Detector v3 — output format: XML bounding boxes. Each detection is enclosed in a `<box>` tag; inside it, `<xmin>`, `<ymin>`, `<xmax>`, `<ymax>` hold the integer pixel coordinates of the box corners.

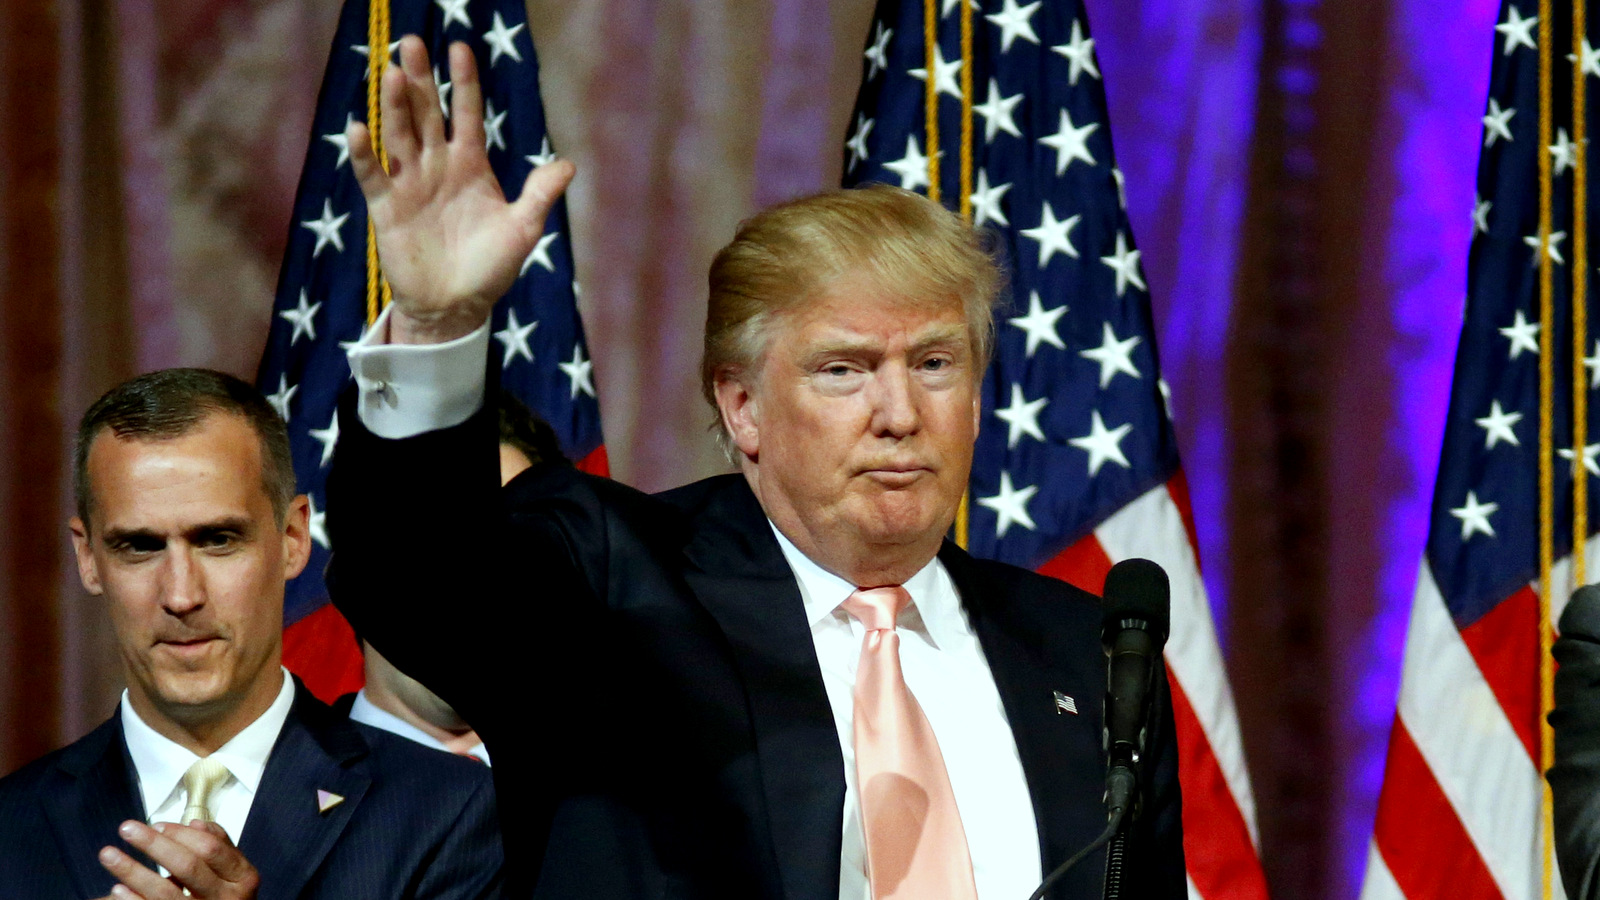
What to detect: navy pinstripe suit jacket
<box><xmin>0</xmin><ymin>680</ymin><xmax>503</xmax><ymax>899</ymax></box>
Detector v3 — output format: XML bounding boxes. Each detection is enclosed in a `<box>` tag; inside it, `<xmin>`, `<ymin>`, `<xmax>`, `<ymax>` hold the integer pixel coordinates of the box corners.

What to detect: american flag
<box><xmin>258</xmin><ymin>0</ymin><xmax>605</xmax><ymax>702</ymax></box>
<box><xmin>1361</xmin><ymin>3</ymin><xmax>1594</xmax><ymax>898</ymax></box>
<box><xmin>842</xmin><ymin>1</ymin><xmax>1270</xmax><ymax>896</ymax></box>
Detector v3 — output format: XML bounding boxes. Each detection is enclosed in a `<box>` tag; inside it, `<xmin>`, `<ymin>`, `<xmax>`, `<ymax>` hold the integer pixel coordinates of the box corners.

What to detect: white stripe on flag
<box><xmin>1400</xmin><ymin>563</ymin><xmax>1542</xmax><ymax>900</ymax></box>
<box><xmin>1359</xmin><ymin>841</ymin><xmax>1406</xmax><ymax>900</ymax></box>
<box><xmin>1094</xmin><ymin>482</ymin><xmax>1260</xmax><ymax>847</ymax></box>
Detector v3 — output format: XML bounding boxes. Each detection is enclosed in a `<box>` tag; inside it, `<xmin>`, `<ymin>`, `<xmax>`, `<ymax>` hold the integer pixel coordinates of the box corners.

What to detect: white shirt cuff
<box><xmin>346</xmin><ymin>304</ymin><xmax>490</xmax><ymax>439</ymax></box>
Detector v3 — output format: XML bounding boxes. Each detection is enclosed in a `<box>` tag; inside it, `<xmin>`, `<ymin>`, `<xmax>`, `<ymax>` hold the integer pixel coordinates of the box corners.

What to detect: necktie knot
<box><xmin>180</xmin><ymin>757</ymin><xmax>230</xmax><ymax>824</ymax></box>
<box><xmin>842</xmin><ymin>585</ymin><xmax>911</xmax><ymax>631</ymax></box>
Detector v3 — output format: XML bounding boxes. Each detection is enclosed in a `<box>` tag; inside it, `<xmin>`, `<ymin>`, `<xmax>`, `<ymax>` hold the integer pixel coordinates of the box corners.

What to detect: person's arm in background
<box><xmin>1550</xmin><ymin>586</ymin><xmax>1600</xmax><ymax>899</ymax></box>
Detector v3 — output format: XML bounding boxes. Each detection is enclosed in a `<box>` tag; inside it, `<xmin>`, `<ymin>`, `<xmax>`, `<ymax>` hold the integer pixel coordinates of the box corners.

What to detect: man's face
<box><xmin>718</xmin><ymin>275</ymin><xmax>981</xmax><ymax>583</ymax></box>
<box><xmin>70</xmin><ymin>413</ymin><xmax>310</xmax><ymax>738</ymax></box>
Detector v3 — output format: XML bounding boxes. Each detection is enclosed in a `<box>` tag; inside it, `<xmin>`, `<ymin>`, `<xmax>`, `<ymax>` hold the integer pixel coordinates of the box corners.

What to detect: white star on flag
<box><xmin>846</xmin><ymin>113</ymin><xmax>875</xmax><ymax>172</ymax></box>
<box><xmin>1474</xmin><ymin>400</ymin><xmax>1522</xmax><ymax>449</ymax></box>
<box><xmin>1450</xmin><ymin>490</ymin><xmax>1499</xmax><ymax>540</ymax></box>
<box><xmin>969</xmin><ymin>169</ymin><xmax>1012</xmax><ymax>228</ymax></box>
<box><xmin>307</xmin><ymin>495</ymin><xmax>330</xmax><ymax>549</ymax></box>
<box><xmin>1100</xmin><ymin>232</ymin><xmax>1146</xmax><ymax>297</ymax></box>
<box><xmin>1483</xmin><ymin>98</ymin><xmax>1515</xmax><ymax>146</ymax></box>
<box><xmin>908</xmin><ymin>46</ymin><xmax>963</xmax><ymax>100</ymax></box>
<box><xmin>882</xmin><ymin>135</ymin><xmax>934</xmax><ymax>191</ymax></box>
<box><xmin>300</xmin><ymin>199</ymin><xmax>349</xmax><ymax>258</ymax></box>
<box><xmin>1571</xmin><ymin>38</ymin><xmax>1600</xmax><ymax>78</ymax></box>
<box><xmin>559</xmin><ymin>345</ymin><xmax>597</xmax><ymax>399</ymax></box>
<box><xmin>1523</xmin><ymin>229</ymin><xmax>1567</xmax><ymax>265</ymax></box>
<box><xmin>266</xmin><ymin>375</ymin><xmax>297</xmax><ymax>421</ymax></box>
<box><xmin>1051</xmin><ymin>19</ymin><xmax>1100</xmax><ymax>85</ymax></box>
<box><xmin>1560</xmin><ymin>443</ymin><xmax>1600</xmax><ymax>478</ymax></box>
<box><xmin>864</xmin><ymin>22</ymin><xmax>893</xmax><ymax>80</ymax></box>
<box><xmin>494</xmin><ymin>309</ymin><xmax>538</xmax><ymax>368</ymax></box>
<box><xmin>1008</xmin><ymin>291</ymin><xmax>1066</xmax><ymax>357</ymax></box>
<box><xmin>1039</xmin><ymin>108</ymin><xmax>1098</xmax><ymax>176</ymax></box>
<box><xmin>995</xmin><ymin>383</ymin><xmax>1048</xmax><ymax>448</ymax></box>
<box><xmin>1079</xmin><ymin>321</ymin><xmax>1142</xmax><ymax>388</ymax></box>
<box><xmin>1499</xmin><ymin>309</ymin><xmax>1540</xmax><ymax>359</ymax></box>
<box><xmin>526</xmin><ymin>136</ymin><xmax>556</xmax><ymax>168</ymax></box>
<box><xmin>434</xmin><ymin>67</ymin><xmax>453</xmax><ymax>117</ymax></box>
<box><xmin>322</xmin><ymin>115</ymin><xmax>353</xmax><ymax>169</ymax></box>
<box><xmin>1495</xmin><ymin>5</ymin><xmax>1537</xmax><ymax>56</ymax></box>
<box><xmin>1585</xmin><ymin>339</ymin><xmax>1600</xmax><ymax>387</ymax></box>
<box><xmin>1020</xmin><ymin>202</ymin><xmax>1081</xmax><ymax>267</ymax></box>
<box><xmin>521</xmin><ymin>232</ymin><xmax>560</xmax><ymax>277</ymax></box>
<box><xmin>279</xmin><ymin>290</ymin><xmax>322</xmax><ymax>345</ymax></box>
<box><xmin>974</xmin><ymin>78</ymin><xmax>1024</xmax><ymax>143</ymax></box>
<box><xmin>977</xmin><ymin>471</ymin><xmax>1039</xmax><ymax>537</ymax></box>
<box><xmin>984</xmin><ymin>0</ymin><xmax>1041</xmax><ymax>53</ymax></box>
<box><xmin>483</xmin><ymin>12</ymin><xmax>526</xmax><ymax>66</ymax></box>
<box><xmin>1550</xmin><ymin>127</ymin><xmax>1577</xmax><ymax>176</ymax></box>
<box><xmin>308</xmin><ymin>412</ymin><xmax>340</xmax><ymax>468</ymax></box>
<box><xmin>484</xmin><ymin>99</ymin><xmax>508</xmax><ymax>151</ymax></box>
<box><xmin>1473</xmin><ymin>195</ymin><xmax>1491</xmax><ymax>235</ymax></box>
<box><xmin>436</xmin><ymin>0</ymin><xmax>472</xmax><ymax>29</ymax></box>
<box><xmin>1068</xmin><ymin>410</ymin><xmax>1133</xmax><ymax>476</ymax></box>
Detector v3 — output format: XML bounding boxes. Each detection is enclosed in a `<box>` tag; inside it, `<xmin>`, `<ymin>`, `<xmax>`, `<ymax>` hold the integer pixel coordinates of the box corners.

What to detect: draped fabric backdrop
<box><xmin>0</xmin><ymin>0</ymin><xmax>1499</xmax><ymax>896</ymax></box>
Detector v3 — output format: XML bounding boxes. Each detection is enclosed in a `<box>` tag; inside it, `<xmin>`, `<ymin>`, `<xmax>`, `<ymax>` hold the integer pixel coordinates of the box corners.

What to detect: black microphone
<box><xmin>1100</xmin><ymin>558</ymin><xmax>1170</xmax><ymax>820</ymax></box>
<box><xmin>1026</xmin><ymin>558</ymin><xmax>1170</xmax><ymax>900</ymax></box>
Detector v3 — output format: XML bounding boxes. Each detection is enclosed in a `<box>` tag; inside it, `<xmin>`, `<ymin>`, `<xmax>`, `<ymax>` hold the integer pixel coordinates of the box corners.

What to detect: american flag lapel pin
<box><xmin>1053</xmin><ymin>691</ymin><xmax>1078</xmax><ymax>715</ymax></box>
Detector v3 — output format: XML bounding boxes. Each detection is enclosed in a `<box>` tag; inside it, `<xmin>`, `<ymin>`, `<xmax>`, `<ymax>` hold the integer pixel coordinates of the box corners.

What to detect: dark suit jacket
<box><xmin>0</xmin><ymin>681</ymin><xmax>502</xmax><ymax>900</ymax></box>
<box><xmin>1552</xmin><ymin>590</ymin><xmax>1600</xmax><ymax>898</ymax></box>
<box><xmin>327</xmin><ymin>395</ymin><xmax>1185</xmax><ymax>899</ymax></box>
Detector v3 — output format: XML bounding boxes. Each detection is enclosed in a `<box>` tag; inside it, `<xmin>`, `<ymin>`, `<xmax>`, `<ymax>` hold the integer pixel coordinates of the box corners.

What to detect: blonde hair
<box><xmin>701</xmin><ymin>185</ymin><xmax>1003</xmax><ymax>426</ymax></box>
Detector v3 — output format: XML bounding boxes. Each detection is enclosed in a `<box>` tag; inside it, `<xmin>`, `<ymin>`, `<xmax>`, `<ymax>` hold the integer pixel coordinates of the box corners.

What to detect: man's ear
<box><xmin>713</xmin><ymin>374</ymin><xmax>761</xmax><ymax>460</ymax></box>
<box><xmin>69</xmin><ymin>516</ymin><xmax>103</xmax><ymax>595</ymax></box>
<box><xmin>282</xmin><ymin>495</ymin><xmax>313</xmax><ymax>580</ymax></box>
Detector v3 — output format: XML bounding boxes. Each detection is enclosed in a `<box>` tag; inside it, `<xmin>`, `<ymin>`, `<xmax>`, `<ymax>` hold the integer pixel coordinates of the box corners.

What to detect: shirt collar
<box><xmin>767</xmin><ymin>521</ymin><xmax>958</xmax><ymax>649</ymax></box>
<box><xmin>121</xmin><ymin>667</ymin><xmax>296</xmax><ymax>817</ymax></box>
<box><xmin>349</xmin><ymin>690</ymin><xmax>491</xmax><ymax>764</ymax></box>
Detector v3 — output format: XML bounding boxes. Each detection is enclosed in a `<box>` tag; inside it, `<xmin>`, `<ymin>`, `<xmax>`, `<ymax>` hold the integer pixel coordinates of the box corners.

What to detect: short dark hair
<box><xmin>74</xmin><ymin>368</ymin><xmax>298</xmax><ymax>527</ymax></box>
<box><xmin>496</xmin><ymin>390</ymin><xmax>569</xmax><ymax>468</ymax></box>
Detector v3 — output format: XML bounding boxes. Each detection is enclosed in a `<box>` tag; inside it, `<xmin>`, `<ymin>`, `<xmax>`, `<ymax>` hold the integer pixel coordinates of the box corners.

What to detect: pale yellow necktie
<box><xmin>843</xmin><ymin>586</ymin><xmax>978</xmax><ymax>900</ymax></box>
<box><xmin>180</xmin><ymin>757</ymin><xmax>230</xmax><ymax>825</ymax></box>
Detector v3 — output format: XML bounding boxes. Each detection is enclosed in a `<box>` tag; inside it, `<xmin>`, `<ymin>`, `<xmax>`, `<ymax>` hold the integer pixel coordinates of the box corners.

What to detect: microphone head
<box><xmin>1101</xmin><ymin>558</ymin><xmax>1171</xmax><ymax>647</ymax></box>
<box><xmin>1563</xmin><ymin>583</ymin><xmax>1600</xmax><ymax>634</ymax></box>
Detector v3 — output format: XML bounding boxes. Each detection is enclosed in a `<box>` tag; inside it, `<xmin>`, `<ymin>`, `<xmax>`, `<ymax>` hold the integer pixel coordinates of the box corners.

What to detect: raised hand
<box><xmin>347</xmin><ymin>36</ymin><xmax>575</xmax><ymax>345</ymax></box>
<box><xmin>97</xmin><ymin>820</ymin><xmax>259</xmax><ymax>899</ymax></box>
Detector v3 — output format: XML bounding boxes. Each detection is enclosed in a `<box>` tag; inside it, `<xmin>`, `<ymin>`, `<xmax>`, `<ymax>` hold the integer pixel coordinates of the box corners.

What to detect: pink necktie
<box><xmin>842</xmin><ymin>586</ymin><xmax>979</xmax><ymax>900</ymax></box>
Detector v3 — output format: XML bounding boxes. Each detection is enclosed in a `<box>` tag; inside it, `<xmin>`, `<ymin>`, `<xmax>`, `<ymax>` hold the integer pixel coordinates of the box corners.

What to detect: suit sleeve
<box><xmin>1551</xmin><ymin>594</ymin><xmax>1600</xmax><ymax>900</ymax></box>
<box><xmin>324</xmin><ymin>386</ymin><xmax>604</xmax><ymax>735</ymax></box>
<box><xmin>410</xmin><ymin>774</ymin><xmax>505</xmax><ymax>900</ymax></box>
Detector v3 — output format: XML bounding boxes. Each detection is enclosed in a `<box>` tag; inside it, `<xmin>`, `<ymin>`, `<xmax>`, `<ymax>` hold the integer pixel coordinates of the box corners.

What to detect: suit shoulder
<box><xmin>959</xmin><ymin>553</ymin><xmax>1102</xmax><ymax>610</ymax></box>
<box><xmin>0</xmin><ymin>718</ymin><xmax>118</xmax><ymax>807</ymax></box>
<box><xmin>351</xmin><ymin>723</ymin><xmax>495</xmax><ymax>795</ymax></box>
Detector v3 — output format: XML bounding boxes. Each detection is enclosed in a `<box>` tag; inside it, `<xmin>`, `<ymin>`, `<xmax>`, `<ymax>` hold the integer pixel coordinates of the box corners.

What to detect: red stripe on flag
<box><xmin>1165</xmin><ymin>471</ymin><xmax>1202</xmax><ymax>565</ymax></box>
<box><xmin>1457</xmin><ymin>586</ymin><xmax>1539</xmax><ymax>764</ymax></box>
<box><xmin>1168</xmin><ymin>674</ymin><xmax>1271</xmax><ymax>899</ymax></box>
<box><xmin>1036</xmin><ymin>532</ymin><xmax>1113</xmax><ymax>595</ymax></box>
<box><xmin>283</xmin><ymin>603</ymin><xmax>365</xmax><ymax>703</ymax></box>
<box><xmin>577</xmin><ymin>444</ymin><xmax>609</xmax><ymax>476</ymax></box>
<box><xmin>1371</xmin><ymin>718</ymin><xmax>1505</xmax><ymax>900</ymax></box>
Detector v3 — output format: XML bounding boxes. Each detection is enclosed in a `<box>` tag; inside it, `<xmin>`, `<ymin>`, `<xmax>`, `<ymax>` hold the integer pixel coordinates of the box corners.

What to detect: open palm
<box><xmin>348</xmin><ymin>37</ymin><xmax>574</xmax><ymax>344</ymax></box>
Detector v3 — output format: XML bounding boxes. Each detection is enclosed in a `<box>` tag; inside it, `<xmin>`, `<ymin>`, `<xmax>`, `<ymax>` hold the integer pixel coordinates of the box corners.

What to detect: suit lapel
<box><xmin>40</xmin><ymin>716</ymin><xmax>148</xmax><ymax>900</ymax></box>
<box><xmin>941</xmin><ymin>544</ymin><xmax>1110</xmax><ymax>889</ymax></box>
<box><xmin>237</xmin><ymin>683</ymin><xmax>372</xmax><ymax>900</ymax></box>
<box><xmin>680</xmin><ymin>477</ymin><xmax>845</xmax><ymax>900</ymax></box>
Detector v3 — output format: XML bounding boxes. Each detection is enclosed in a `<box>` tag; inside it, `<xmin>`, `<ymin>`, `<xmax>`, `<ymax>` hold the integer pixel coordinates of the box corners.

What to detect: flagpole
<box><xmin>1573</xmin><ymin>0</ymin><xmax>1590</xmax><ymax>592</ymax></box>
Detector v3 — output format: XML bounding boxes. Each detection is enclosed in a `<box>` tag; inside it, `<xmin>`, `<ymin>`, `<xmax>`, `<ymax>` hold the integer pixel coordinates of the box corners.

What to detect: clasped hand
<box><xmin>97</xmin><ymin>819</ymin><xmax>259</xmax><ymax>900</ymax></box>
<box><xmin>349</xmin><ymin>35</ymin><xmax>575</xmax><ymax>346</ymax></box>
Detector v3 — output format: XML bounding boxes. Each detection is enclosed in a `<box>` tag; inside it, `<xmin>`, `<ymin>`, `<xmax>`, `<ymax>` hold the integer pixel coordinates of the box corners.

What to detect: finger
<box><xmin>347</xmin><ymin>119</ymin><xmax>389</xmax><ymax>204</ymax></box>
<box><xmin>447</xmin><ymin>41</ymin><xmax>484</xmax><ymax>151</ymax></box>
<box><xmin>510</xmin><ymin>159</ymin><xmax>577</xmax><ymax>235</ymax></box>
<box><xmin>378</xmin><ymin>59</ymin><xmax>418</xmax><ymax>165</ymax></box>
<box><xmin>161</xmin><ymin>821</ymin><xmax>256</xmax><ymax>885</ymax></box>
<box><xmin>116</xmin><ymin>821</ymin><xmax>222</xmax><ymax>897</ymax></box>
<box><xmin>398</xmin><ymin>35</ymin><xmax>446</xmax><ymax>152</ymax></box>
<box><xmin>98</xmin><ymin>844</ymin><xmax>179</xmax><ymax>900</ymax></box>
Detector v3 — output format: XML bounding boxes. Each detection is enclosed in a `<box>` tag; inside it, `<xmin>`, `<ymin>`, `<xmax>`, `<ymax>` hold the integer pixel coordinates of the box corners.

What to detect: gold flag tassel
<box><xmin>1536</xmin><ymin>1</ymin><xmax>1556</xmax><ymax>898</ymax></box>
<box><xmin>365</xmin><ymin>0</ymin><xmax>394</xmax><ymax>327</ymax></box>
<box><xmin>954</xmin><ymin>0</ymin><xmax>975</xmax><ymax>550</ymax></box>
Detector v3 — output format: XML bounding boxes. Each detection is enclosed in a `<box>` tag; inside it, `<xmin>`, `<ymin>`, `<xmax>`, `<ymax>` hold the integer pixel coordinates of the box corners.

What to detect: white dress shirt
<box><xmin>348</xmin><ymin>689</ymin><xmax>491</xmax><ymax>764</ymax></box>
<box><xmin>347</xmin><ymin>308</ymin><xmax>1045</xmax><ymax>899</ymax></box>
<box><xmin>121</xmin><ymin>667</ymin><xmax>296</xmax><ymax>844</ymax></box>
